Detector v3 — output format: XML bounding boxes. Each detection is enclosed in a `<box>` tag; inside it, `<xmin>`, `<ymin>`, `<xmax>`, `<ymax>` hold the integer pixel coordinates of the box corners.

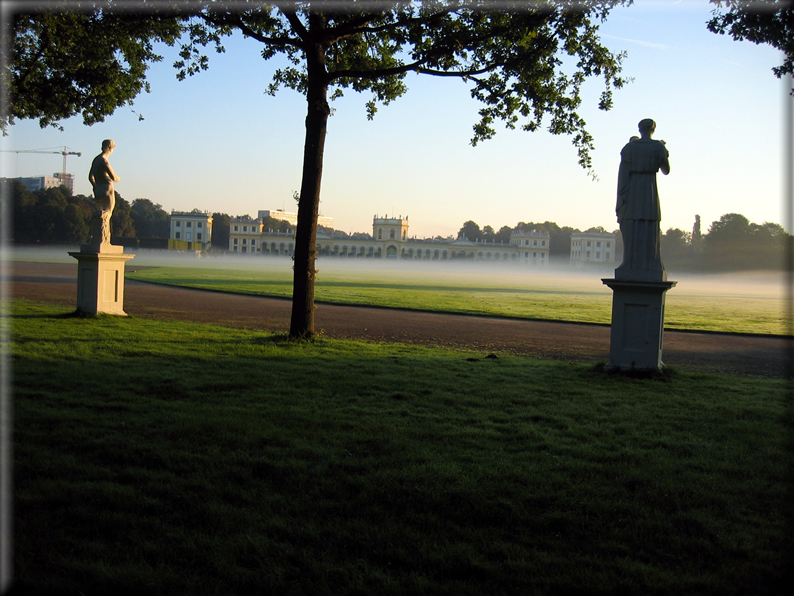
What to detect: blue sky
<box><xmin>1</xmin><ymin>0</ymin><xmax>788</xmax><ymax>239</ymax></box>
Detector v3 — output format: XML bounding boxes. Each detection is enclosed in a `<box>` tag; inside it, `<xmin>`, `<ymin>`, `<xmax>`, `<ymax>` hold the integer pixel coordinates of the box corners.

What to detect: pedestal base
<box><xmin>601</xmin><ymin>278</ymin><xmax>677</xmax><ymax>372</ymax></box>
<box><xmin>68</xmin><ymin>245</ymin><xmax>135</xmax><ymax>315</ymax></box>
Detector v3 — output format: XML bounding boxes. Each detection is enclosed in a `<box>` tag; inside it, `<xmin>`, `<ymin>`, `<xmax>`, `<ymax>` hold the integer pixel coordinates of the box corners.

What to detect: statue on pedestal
<box><xmin>615</xmin><ymin>119</ymin><xmax>670</xmax><ymax>281</ymax></box>
<box><xmin>88</xmin><ymin>139</ymin><xmax>121</xmax><ymax>246</ymax></box>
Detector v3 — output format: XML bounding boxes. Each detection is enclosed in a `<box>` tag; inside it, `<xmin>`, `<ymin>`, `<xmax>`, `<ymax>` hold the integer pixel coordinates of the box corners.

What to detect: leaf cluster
<box><xmin>708</xmin><ymin>0</ymin><xmax>794</xmax><ymax>90</ymax></box>
<box><xmin>5</xmin><ymin>3</ymin><xmax>183</xmax><ymax>132</ymax></box>
<box><xmin>173</xmin><ymin>1</ymin><xmax>630</xmax><ymax>169</ymax></box>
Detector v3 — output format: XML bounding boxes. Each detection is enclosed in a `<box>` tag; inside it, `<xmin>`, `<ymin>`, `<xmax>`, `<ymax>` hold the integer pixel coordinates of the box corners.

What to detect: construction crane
<box><xmin>1</xmin><ymin>146</ymin><xmax>82</xmax><ymax>179</ymax></box>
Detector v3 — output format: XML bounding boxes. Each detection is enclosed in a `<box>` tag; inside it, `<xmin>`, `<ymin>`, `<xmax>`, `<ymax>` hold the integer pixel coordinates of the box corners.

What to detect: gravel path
<box><xmin>7</xmin><ymin>261</ymin><xmax>790</xmax><ymax>378</ymax></box>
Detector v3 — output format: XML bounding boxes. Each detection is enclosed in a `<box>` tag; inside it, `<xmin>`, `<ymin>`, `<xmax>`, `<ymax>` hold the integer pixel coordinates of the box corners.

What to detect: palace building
<box><xmin>170</xmin><ymin>211</ymin><xmax>213</xmax><ymax>249</ymax></box>
<box><xmin>229</xmin><ymin>214</ymin><xmax>550</xmax><ymax>265</ymax></box>
<box><xmin>569</xmin><ymin>231</ymin><xmax>617</xmax><ymax>267</ymax></box>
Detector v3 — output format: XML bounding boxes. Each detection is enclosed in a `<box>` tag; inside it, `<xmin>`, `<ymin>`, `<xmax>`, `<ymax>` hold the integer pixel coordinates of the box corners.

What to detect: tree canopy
<box><xmin>8</xmin><ymin>1</ymin><xmax>632</xmax><ymax>337</ymax></box>
<box><xmin>708</xmin><ymin>0</ymin><xmax>794</xmax><ymax>92</ymax></box>
<box><xmin>4</xmin><ymin>8</ymin><xmax>182</xmax><ymax>132</ymax></box>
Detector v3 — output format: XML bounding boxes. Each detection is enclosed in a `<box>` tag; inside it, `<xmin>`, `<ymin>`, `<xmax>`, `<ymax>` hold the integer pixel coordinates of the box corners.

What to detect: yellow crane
<box><xmin>1</xmin><ymin>146</ymin><xmax>82</xmax><ymax>179</ymax></box>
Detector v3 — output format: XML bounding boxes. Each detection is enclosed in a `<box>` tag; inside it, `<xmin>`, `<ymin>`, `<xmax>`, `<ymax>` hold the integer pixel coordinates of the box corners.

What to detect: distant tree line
<box><xmin>5</xmin><ymin>180</ymin><xmax>140</xmax><ymax>244</ymax></box>
<box><xmin>5</xmin><ymin>179</ymin><xmax>787</xmax><ymax>271</ymax></box>
<box><xmin>3</xmin><ymin>180</ymin><xmax>241</xmax><ymax>251</ymax></box>
<box><xmin>459</xmin><ymin>214</ymin><xmax>790</xmax><ymax>273</ymax></box>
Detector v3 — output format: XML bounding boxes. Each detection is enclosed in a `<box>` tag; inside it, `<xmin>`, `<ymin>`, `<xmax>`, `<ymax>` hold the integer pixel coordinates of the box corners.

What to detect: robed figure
<box><xmin>615</xmin><ymin>119</ymin><xmax>670</xmax><ymax>281</ymax></box>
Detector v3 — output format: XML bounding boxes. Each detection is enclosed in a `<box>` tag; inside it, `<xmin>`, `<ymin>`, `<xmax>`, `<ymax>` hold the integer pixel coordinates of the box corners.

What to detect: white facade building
<box><xmin>230</xmin><ymin>214</ymin><xmax>550</xmax><ymax>265</ymax></box>
<box><xmin>569</xmin><ymin>231</ymin><xmax>616</xmax><ymax>267</ymax></box>
<box><xmin>170</xmin><ymin>211</ymin><xmax>213</xmax><ymax>248</ymax></box>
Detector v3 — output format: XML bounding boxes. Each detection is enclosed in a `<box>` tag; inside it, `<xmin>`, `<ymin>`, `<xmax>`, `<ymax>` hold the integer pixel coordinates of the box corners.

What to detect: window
<box><xmin>251</xmin><ymin>239</ymin><xmax>256</xmax><ymax>247</ymax></box>
<box><xmin>176</xmin><ymin>221</ymin><xmax>181</xmax><ymax>228</ymax></box>
<box><xmin>197</xmin><ymin>233</ymin><xmax>202</xmax><ymax>240</ymax></box>
<box><xmin>596</xmin><ymin>241</ymin><xmax>601</xmax><ymax>247</ymax></box>
<box><xmin>533</xmin><ymin>240</ymin><xmax>537</xmax><ymax>247</ymax></box>
<box><xmin>390</xmin><ymin>229</ymin><xmax>395</xmax><ymax>239</ymax></box>
<box><xmin>596</xmin><ymin>252</ymin><xmax>601</xmax><ymax>259</ymax></box>
<box><xmin>378</xmin><ymin>229</ymin><xmax>382</xmax><ymax>240</ymax></box>
<box><xmin>234</xmin><ymin>226</ymin><xmax>239</xmax><ymax>232</ymax></box>
<box><xmin>243</xmin><ymin>239</ymin><xmax>247</xmax><ymax>245</ymax></box>
<box><xmin>607</xmin><ymin>242</ymin><xmax>611</xmax><ymax>248</ymax></box>
<box><xmin>243</xmin><ymin>226</ymin><xmax>248</xmax><ymax>232</ymax></box>
<box><xmin>233</xmin><ymin>238</ymin><xmax>238</xmax><ymax>244</ymax></box>
<box><xmin>198</xmin><ymin>222</ymin><xmax>202</xmax><ymax>228</ymax></box>
<box><xmin>175</xmin><ymin>232</ymin><xmax>181</xmax><ymax>239</ymax></box>
<box><xmin>187</xmin><ymin>222</ymin><xmax>192</xmax><ymax>228</ymax></box>
<box><xmin>586</xmin><ymin>241</ymin><xmax>591</xmax><ymax>247</ymax></box>
<box><xmin>542</xmin><ymin>240</ymin><xmax>546</xmax><ymax>246</ymax></box>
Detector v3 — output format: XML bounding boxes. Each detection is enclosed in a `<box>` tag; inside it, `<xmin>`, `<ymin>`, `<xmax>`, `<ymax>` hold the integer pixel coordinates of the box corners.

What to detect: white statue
<box><xmin>615</xmin><ymin>119</ymin><xmax>670</xmax><ymax>280</ymax></box>
<box><xmin>88</xmin><ymin>139</ymin><xmax>121</xmax><ymax>246</ymax></box>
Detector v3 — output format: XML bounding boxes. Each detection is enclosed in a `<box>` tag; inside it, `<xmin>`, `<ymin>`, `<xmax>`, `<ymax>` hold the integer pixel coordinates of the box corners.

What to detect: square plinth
<box><xmin>69</xmin><ymin>247</ymin><xmax>135</xmax><ymax>315</ymax></box>
<box><xmin>602</xmin><ymin>278</ymin><xmax>677</xmax><ymax>371</ymax></box>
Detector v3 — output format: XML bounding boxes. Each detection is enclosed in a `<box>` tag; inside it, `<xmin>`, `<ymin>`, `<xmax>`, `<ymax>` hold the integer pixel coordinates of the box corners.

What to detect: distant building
<box><xmin>510</xmin><ymin>230</ymin><xmax>551</xmax><ymax>266</ymax></box>
<box><xmin>14</xmin><ymin>173</ymin><xmax>74</xmax><ymax>194</ymax></box>
<box><xmin>230</xmin><ymin>214</ymin><xmax>550</xmax><ymax>265</ymax></box>
<box><xmin>258</xmin><ymin>209</ymin><xmax>334</xmax><ymax>229</ymax></box>
<box><xmin>228</xmin><ymin>216</ymin><xmax>263</xmax><ymax>254</ymax></box>
<box><xmin>170</xmin><ymin>211</ymin><xmax>213</xmax><ymax>249</ymax></box>
<box><xmin>569</xmin><ymin>231</ymin><xmax>616</xmax><ymax>267</ymax></box>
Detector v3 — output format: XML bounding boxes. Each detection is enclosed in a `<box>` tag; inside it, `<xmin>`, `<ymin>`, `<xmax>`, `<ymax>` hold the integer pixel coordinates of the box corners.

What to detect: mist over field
<box><xmin>7</xmin><ymin>245</ymin><xmax>786</xmax><ymax>305</ymax></box>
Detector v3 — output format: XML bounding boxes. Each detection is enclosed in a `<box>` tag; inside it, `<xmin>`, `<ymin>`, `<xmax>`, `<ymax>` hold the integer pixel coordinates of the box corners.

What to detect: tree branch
<box><xmin>198</xmin><ymin>11</ymin><xmax>302</xmax><ymax>49</ymax></box>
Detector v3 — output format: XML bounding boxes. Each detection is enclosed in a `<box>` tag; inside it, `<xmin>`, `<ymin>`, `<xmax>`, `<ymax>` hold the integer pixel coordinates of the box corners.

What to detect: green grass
<box><xmin>126</xmin><ymin>262</ymin><xmax>787</xmax><ymax>335</ymax></box>
<box><xmin>9</xmin><ymin>299</ymin><xmax>791</xmax><ymax>595</ymax></box>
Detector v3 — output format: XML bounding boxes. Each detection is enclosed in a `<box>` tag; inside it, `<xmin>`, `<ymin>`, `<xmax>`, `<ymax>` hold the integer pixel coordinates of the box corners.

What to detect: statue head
<box><xmin>638</xmin><ymin>119</ymin><xmax>656</xmax><ymax>137</ymax></box>
<box><xmin>101</xmin><ymin>139</ymin><xmax>116</xmax><ymax>153</ymax></box>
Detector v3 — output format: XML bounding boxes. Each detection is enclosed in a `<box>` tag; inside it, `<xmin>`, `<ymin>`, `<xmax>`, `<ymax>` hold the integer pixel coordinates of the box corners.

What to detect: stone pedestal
<box><xmin>68</xmin><ymin>244</ymin><xmax>135</xmax><ymax>316</ymax></box>
<box><xmin>601</xmin><ymin>278</ymin><xmax>677</xmax><ymax>372</ymax></box>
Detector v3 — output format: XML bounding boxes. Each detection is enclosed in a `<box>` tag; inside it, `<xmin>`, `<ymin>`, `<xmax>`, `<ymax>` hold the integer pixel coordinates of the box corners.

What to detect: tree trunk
<box><xmin>289</xmin><ymin>40</ymin><xmax>330</xmax><ymax>339</ymax></box>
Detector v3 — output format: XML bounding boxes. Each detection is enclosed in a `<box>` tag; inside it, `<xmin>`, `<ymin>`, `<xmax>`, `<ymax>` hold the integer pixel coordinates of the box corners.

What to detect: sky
<box><xmin>1</xmin><ymin>0</ymin><xmax>789</xmax><ymax>239</ymax></box>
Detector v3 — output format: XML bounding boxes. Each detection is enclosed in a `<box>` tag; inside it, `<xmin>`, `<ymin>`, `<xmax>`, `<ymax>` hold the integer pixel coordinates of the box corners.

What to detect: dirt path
<box><xmin>6</xmin><ymin>261</ymin><xmax>790</xmax><ymax>378</ymax></box>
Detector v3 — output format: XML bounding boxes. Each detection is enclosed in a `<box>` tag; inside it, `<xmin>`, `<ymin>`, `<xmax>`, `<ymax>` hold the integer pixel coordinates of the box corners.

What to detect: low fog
<box><xmin>5</xmin><ymin>245</ymin><xmax>785</xmax><ymax>301</ymax></box>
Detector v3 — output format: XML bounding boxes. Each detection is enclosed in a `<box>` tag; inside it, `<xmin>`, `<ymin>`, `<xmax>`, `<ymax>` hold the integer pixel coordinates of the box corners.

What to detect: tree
<box><xmin>661</xmin><ymin>227</ymin><xmax>692</xmax><ymax>269</ymax></box>
<box><xmin>5</xmin><ymin>8</ymin><xmax>182</xmax><ymax>132</ymax></box>
<box><xmin>707</xmin><ymin>0</ymin><xmax>794</xmax><ymax>92</ymax></box>
<box><xmin>701</xmin><ymin>212</ymin><xmax>789</xmax><ymax>271</ymax></box>
<box><xmin>692</xmin><ymin>214</ymin><xmax>702</xmax><ymax>242</ymax></box>
<box><xmin>10</xmin><ymin>1</ymin><xmax>630</xmax><ymax>338</ymax></box>
<box><xmin>130</xmin><ymin>198</ymin><xmax>170</xmax><ymax>238</ymax></box>
<box><xmin>495</xmin><ymin>225</ymin><xmax>513</xmax><ymax>244</ymax></box>
<box><xmin>210</xmin><ymin>212</ymin><xmax>231</xmax><ymax>250</ymax></box>
<box><xmin>110</xmin><ymin>194</ymin><xmax>135</xmax><ymax>238</ymax></box>
<box><xmin>458</xmin><ymin>220</ymin><xmax>482</xmax><ymax>242</ymax></box>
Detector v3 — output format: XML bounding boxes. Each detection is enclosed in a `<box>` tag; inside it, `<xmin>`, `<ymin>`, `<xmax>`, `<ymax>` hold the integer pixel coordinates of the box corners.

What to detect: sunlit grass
<box><xmin>126</xmin><ymin>260</ymin><xmax>786</xmax><ymax>335</ymax></box>
<box><xmin>10</xmin><ymin>299</ymin><xmax>790</xmax><ymax>595</ymax></box>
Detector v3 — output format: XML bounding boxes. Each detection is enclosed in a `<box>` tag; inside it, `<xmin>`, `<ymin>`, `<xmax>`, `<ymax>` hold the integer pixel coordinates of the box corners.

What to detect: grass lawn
<box><xmin>125</xmin><ymin>260</ymin><xmax>787</xmax><ymax>336</ymax></box>
<box><xmin>8</xmin><ymin>299</ymin><xmax>791</xmax><ymax>595</ymax></box>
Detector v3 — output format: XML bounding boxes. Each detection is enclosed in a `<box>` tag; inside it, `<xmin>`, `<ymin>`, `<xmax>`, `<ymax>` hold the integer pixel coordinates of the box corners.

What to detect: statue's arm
<box><xmin>616</xmin><ymin>160</ymin><xmax>629</xmax><ymax>219</ymax></box>
<box><xmin>106</xmin><ymin>162</ymin><xmax>121</xmax><ymax>182</ymax></box>
<box><xmin>659</xmin><ymin>143</ymin><xmax>670</xmax><ymax>175</ymax></box>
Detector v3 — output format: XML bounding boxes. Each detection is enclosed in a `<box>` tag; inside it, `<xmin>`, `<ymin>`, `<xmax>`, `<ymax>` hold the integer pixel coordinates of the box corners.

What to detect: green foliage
<box><xmin>10</xmin><ymin>300</ymin><xmax>790</xmax><ymax>594</ymax></box>
<box><xmin>702</xmin><ymin>213</ymin><xmax>788</xmax><ymax>271</ymax></box>
<box><xmin>6</xmin><ymin>6</ymin><xmax>183</xmax><ymax>132</ymax></box>
<box><xmin>178</xmin><ymin>2</ymin><xmax>629</xmax><ymax>169</ymax></box>
<box><xmin>708</xmin><ymin>0</ymin><xmax>794</xmax><ymax>90</ymax></box>
<box><xmin>109</xmin><ymin>193</ymin><xmax>135</xmax><ymax>238</ymax></box>
<box><xmin>130</xmin><ymin>199</ymin><xmax>170</xmax><ymax>239</ymax></box>
<box><xmin>210</xmin><ymin>212</ymin><xmax>231</xmax><ymax>250</ymax></box>
<box><xmin>458</xmin><ymin>220</ymin><xmax>482</xmax><ymax>241</ymax></box>
<box><xmin>262</xmin><ymin>215</ymin><xmax>294</xmax><ymax>233</ymax></box>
